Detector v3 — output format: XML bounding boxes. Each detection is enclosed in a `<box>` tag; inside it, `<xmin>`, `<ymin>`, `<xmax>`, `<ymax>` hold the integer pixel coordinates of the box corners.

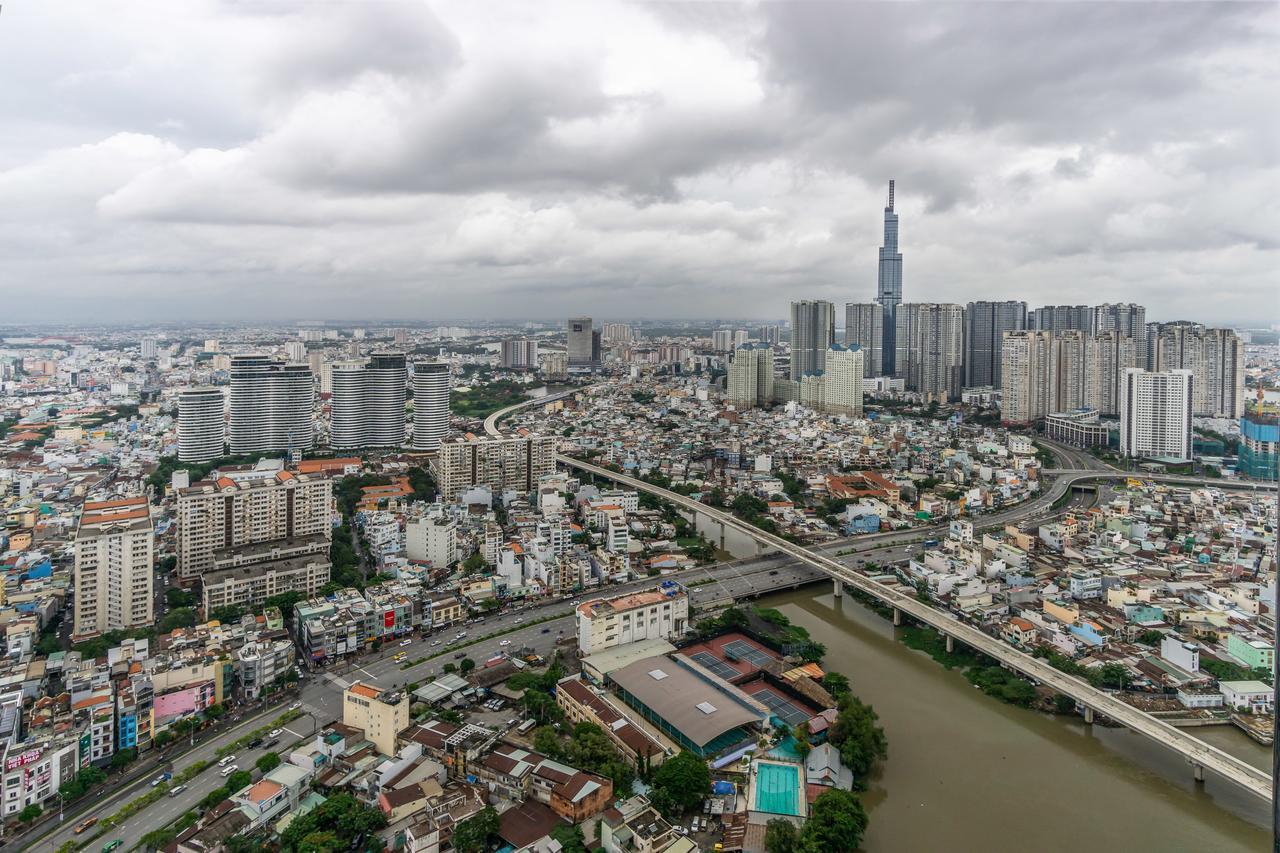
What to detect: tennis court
<box><xmin>689</xmin><ymin>651</ymin><xmax>741</xmax><ymax>681</ymax></box>
<box><xmin>751</xmin><ymin>688</ymin><xmax>812</xmax><ymax>726</ymax></box>
<box><xmin>753</xmin><ymin>761</ymin><xmax>802</xmax><ymax>816</ymax></box>
<box><xmin>723</xmin><ymin>639</ymin><xmax>775</xmax><ymax>668</ymax></box>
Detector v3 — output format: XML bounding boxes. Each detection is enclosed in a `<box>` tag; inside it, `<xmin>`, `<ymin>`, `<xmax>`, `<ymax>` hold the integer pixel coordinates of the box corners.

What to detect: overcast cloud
<box><xmin>0</xmin><ymin>1</ymin><xmax>1276</xmax><ymax>325</ymax></box>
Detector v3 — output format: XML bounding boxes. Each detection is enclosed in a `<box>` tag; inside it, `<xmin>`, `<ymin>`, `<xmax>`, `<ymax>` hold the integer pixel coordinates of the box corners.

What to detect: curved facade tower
<box><xmin>877</xmin><ymin>180</ymin><xmax>903</xmax><ymax>375</ymax></box>
<box><xmin>412</xmin><ymin>360</ymin><xmax>451</xmax><ymax>451</ymax></box>
<box><xmin>229</xmin><ymin>354</ymin><xmax>316</xmax><ymax>454</ymax></box>
<box><xmin>330</xmin><ymin>353</ymin><xmax>408</xmax><ymax>449</ymax></box>
<box><xmin>177</xmin><ymin>387</ymin><xmax>226</xmax><ymax>463</ymax></box>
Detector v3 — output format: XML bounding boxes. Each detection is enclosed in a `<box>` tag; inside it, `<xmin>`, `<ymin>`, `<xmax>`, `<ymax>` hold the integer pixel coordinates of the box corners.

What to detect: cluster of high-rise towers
<box><xmin>177</xmin><ymin>353</ymin><xmax>450</xmax><ymax>463</ymax></box>
<box><xmin>751</xmin><ymin>181</ymin><xmax>1246</xmax><ymax>430</ymax></box>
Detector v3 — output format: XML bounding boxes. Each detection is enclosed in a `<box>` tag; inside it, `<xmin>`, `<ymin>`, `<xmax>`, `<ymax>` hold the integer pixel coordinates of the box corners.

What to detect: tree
<box><xmin>821</xmin><ymin>672</ymin><xmax>851</xmax><ymax>700</ymax></box>
<box><xmin>1135</xmin><ymin>630</ymin><xmax>1164</xmax><ymax>646</ymax></box>
<box><xmin>799</xmin><ymin>789</ymin><xmax>867</xmax><ymax>851</ymax></box>
<box><xmin>462</xmin><ymin>552</ymin><xmax>487</xmax><ymax>574</ymax></box>
<box><xmin>159</xmin><ymin>607</ymin><xmax>197</xmax><ymax>632</ymax></box>
<box><xmin>452</xmin><ymin>806</ymin><xmax>499</xmax><ymax>853</ymax></box>
<box><xmin>522</xmin><ymin>689</ymin><xmax>563</xmax><ymax>725</ymax></box>
<box><xmin>110</xmin><ymin>747</ymin><xmax>138</xmax><ymax>770</ymax></box>
<box><xmin>256</xmin><ymin>752</ymin><xmax>282</xmax><ymax>773</ymax></box>
<box><xmin>139</xmin><ymin>828</ymin><xmax>178</xmax><ymax>851</ymax></box>
<box><xmin>279</xmin><ymin>792</ymin><xmax>387</xmax><ymax>852</ymax></box>
<box><xmin>791</xmin><ymin>723</ymin><xmax>812</xmax><ymax>760</ymax></box>
<box><xmin>764</xmin><ymin>818</ymin><xmax>798</xmax><ymax>853</ymax></box>
<box><xmin>204</xmin><ymin>703</ymin><xmax>226</xmax><ymax>719</ymax></box>
<box><xmin>550</xmin><ymin>823</ymin><xmax>589</xmax><ymax>853</ymax></box>
<box><xmin>17</xmin><ymin>803</ymin><xmax>42</xmax><ymax>823</ymax></box>
<box><xmin>533</xmin><ymin>726</ymin><xmax>563</xmax><ymax>759</ymax></box>
<box><xmin>226</xmin><ymin>770</ymin><xmax>252</xmax><ymax>791</ymax></box>
<box><xmin>459</xmin><ymin>657</ymin><xmax>476</xmax><ymax>675</ymax></box>
<box><xmin>827</xmin><ymin>695</ymin><xmax>888</xmax><ymax>782</ymax></box>
<box><xmin>1098</xmin><ymin>663</ymin><xmax>1132</xmax><ymax>690</ymax></box>
<box><xmin>650</xmin><ymin>751</ymin><xmax>709</xmax><ymax>816</ymax></box>
<box><xmin>166</xmin><ymin>587</ymin><xmax>197</xmax><ymax>608</ymax></box>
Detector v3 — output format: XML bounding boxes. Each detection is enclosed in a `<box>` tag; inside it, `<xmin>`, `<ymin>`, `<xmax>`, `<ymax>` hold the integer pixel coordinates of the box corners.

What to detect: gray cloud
<box><xmin>0</xmin><ymin>0</ymin><xmax>1275</xmax><ymax>325</ymax></box>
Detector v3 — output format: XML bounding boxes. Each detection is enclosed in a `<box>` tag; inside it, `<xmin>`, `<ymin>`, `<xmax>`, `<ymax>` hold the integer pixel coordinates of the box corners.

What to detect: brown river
<box><xmin>759</xmin><ymin>586</ymin><xmax>1270</xmax><ymax>852</ymax></box>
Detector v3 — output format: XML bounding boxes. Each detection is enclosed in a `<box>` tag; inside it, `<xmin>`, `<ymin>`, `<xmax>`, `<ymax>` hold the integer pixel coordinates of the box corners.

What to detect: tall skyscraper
<box><xmin>726</xmin><ymin>344</ymin><xmax>774</xmax><ymax>410</ymax></box>
<box><xmin>412</xmin><ymin>360</ymin><xmax>451</xmax><ymax>451</ymax></box>
<box><xmin>895</xmin><ymin>303</ymin><xmax>964</xmax><ymax>401</ymax></box>
<box><xmin>876</xmin><ymin>180</ymin><xmax>903</xmax><ymax>376</ymax></box>
<box><xmin>789</xmin><ymin>300</ymin><xmax>836</xmax><ymax>380</ymax></box>
<box><xmin>1153</xmin><ymin>325</ymin><xmax>1245</xmax><ymax>417</ymax></box>
<box><xmin>567</xmin><ymin>317</ymin><xmax>595</xmax><ymax>366</ymax></box>
<box><xmin>756</xmin><ymin>325</ymin><xmax>781</xmax><ymax>346</ymax></box>
<box><xmin>1000</xmin><ymin>331</ymin><xmax>1056</xmax><ymax>425</ymax></box>
<box><xmin>1121</xmin><ymin>369</ymin><xmax>1193</xmax><ymax>462</ymax></box>
<box><xmin>432</xmin><ymin>432</ymin><xmax>558</xmax><ymax>501</ymax></box>
<box><xmin>178</xmin><ymin>387</ymin><xmax>226</xmax><ymax>463</ymax></box>
<box><xmin>1051</xmin><ymin>330</ymin><xmax>1089</xmax><ymax>412</ymax></box>
<box><xmin>73</xmin><ymin>496</ymin><xmax>154</xmax><ymax>639</ymax></box>
<box><xmin>1094</xmin><ymin>302</ymin><xmax>1147</xmax><ymax>366</ymax></box>
<box><xmin>1030</xmin><ymin>305</ymin><xmax>1094</xmax><ymax>333</ymax></box>
<box><xmin>964</xmin><ymin>301</ymin><xmax>1027</xmax><ymax>388</ymax></box>
<box><xmin>140</xmin><ymin>338</ymin><xmax>158</xmax><ymax>359</ymax></box>
<box><xmin>329</xmin><ymin>353</ymin><xmax>408</xmax><ymax>450</ymax></box>
<box><xmin>229</xmin><ymin>355</ymin><xmax>315</xmax><ymax>455</ymax></box>
<box><xmin>1085</xmin><ymin>331</ymin><xmax>1136</xmax><ymax>416</ymax></box>
<box><xmin>844</xmin><ymin>303</ymin><xmax>883</xmax><ymax>378</ymax></box>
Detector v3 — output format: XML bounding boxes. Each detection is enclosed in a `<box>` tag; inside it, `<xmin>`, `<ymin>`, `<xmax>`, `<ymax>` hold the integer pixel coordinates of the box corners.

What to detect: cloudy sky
<box><xmin>0</xmin><ymin>1</ymin><xmax>1276</xmax><ymax>325</ymax></box>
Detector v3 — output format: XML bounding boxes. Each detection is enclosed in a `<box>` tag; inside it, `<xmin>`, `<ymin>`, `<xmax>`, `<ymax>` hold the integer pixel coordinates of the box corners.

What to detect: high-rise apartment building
<box><xmin>501</xmin><ymin>339</ymin><xmax>540</xmax><ymax>370</ymax></box>
<box><xmin>844</xmin><ymin>303</ymin><xmax>883</xmax><ymax>378</ymax></box>
<box><xmin>405</xmin><ymin>516</ymin><xmax>458</xmax><ymax>567</ymax></box>
<box><xmin>432</xmin><ymin>432</ymin><xmax>558</xmax><ymax>501</ymax></box>
<box><xmin>726</xmin><ymin>344</ymin><xmax>775</xmax><ymax>410</ymax></box>
<box><xmin>568</xmin><ymin>317</ymin><xmax>595</xmax><ymax>366</ymax></box>
<box><xmin>601</xmin><ymin>323</ymin><xmax>634</xmax><ymax>345</ymax></box>
<box><xmin>178</xmin><ymin>387</ymin><xmax>225</xmax><ymax>463</ymax></box>
<box><xmin>229</xmin><ymin>355</ymin><xmax>315</xmax><ymax>455</ymax></box>
<box><xmin>876</xmin><ymin>181</ymin><xmax>903</xmax><ymax>376</ymax></box>
<box><xmin>789</xmin><ymin>300</ymin><xmax>836</xmax><ymax>380</ymax></box>
<box><xmin>140</xmin><ymin>338</ymin><xmax>158</xmax><ymax>359</ymax></box>
<box><xmin>73</xmin><ymin>496</ymin><xmax>154</xmax><ymax>639</ymax></box>
<box><xmin>1094</xmin><ymin>303</ymin><xmax>1147</xmax><ymax>365</ymax></box>
<box><xmin>542</xmin><ymin>350</ymin><xmax>569</xmax><ymax>380</ymax></box>
<box><xmin>1084</xmin><ymin>331</ymin><xmax>1136</xmax><ymax>416</ymax></box>
<box><xmin>411</xmin><ymin>360</ymin><xmax>451</xmax><ymax>451</ymax></box>
<box><xmin>329</xmin><ymin>354</ymin><xmax>407</xmax><ymax>450</ymax></box>
<box><xmin>1121</xmin><ymin>369</ymin><xmax>1193</xmax><ymax>462</ymax></box>
<box><xmin>1030</xmin><ymin>305</ymin><xmax>1094</xmax><ymax>333</ymax></box>
<box><xmin>1153</xmin><ymin>325</ymin><xmax>1245</xmax><ymax>417</ymax></box>
<box><xmin>963</xmin><ymin>301</ymin><xmax>1027</xmax><ymax>388</ymax></box>
<box><xmin>1000</xmin><ymin>331</ymin><xmax>1056</xmax><ymax>425</ymax></box>
<box><xmin>895</xmin><ymin>303</ymin><xmax>964</xmax><ymax>401</ymax></box>
<box><xmin>175</xmin><ymin>469</ymin><xmax>333</xmax><ymax>581</ymax></box>
<box><xmin>756</xmin><ymin>325</ymin><xmax>781</xmax><ymax>346</ymax></box>
<box><xmin>1239</xmin><ymin>406</ymin><xmax>1279</xmax><ymax>481</ymax></box>
<box><xmin>1051</xmin><ymin>330</ymin><xmax>1089</xmax><ymax>412</ymax></box>
<box><xmin>285</xmin><ymin>340</ymin><xmax>307</xmax><ymax>362</ymax></box>
<box><xmin>822</xmin><ymin>345</ymin><xmax>865</xmax><ymax>416</ymax></box>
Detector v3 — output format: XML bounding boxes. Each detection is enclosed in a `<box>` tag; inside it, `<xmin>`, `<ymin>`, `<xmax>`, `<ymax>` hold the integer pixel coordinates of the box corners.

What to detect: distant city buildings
<box><xmin>568</xmin><ymin>317</ymin><xmax>600</xmax><ymax>366</ymax></box>
<box><xmin>726</xmin><ymin>344</ymin><xmax>775</xmax><ymax>410</ymax></box>
<box><xmin>1000</xmin><ymin>330</ymin><xmax>1056</xmax><ymax>426</ymax></box>
<box><xmin>894</xmin><ymin>303</ymin><xmax>963</xmax><ymax>401</ymax></box>
<box><xmin>1152</xmin><ymin>324</ymin><xmax>1245</xmax><ymax>417</ymax></box>
<box><xmin>843</xmin><ymin>303</ymin><xmax>883</xmax><ymax>378</ymax></box>
<box><xmin>964</xmin><ymin>301</ymin><xmax>1026</xmax><ymax>388</ymax></box>
<box><xmin>431</xmin><ymin>432</ymin><xmax>558</xmax><ymax>501</ymax></box>
<box><xmin>500</xmin><ymin>339</ymin><xmax>540</xmax><ymax>370</ymax></box>
<box><xmin>1121</xmin><ymin>369</ymin><xmax>1194</xmax><ymax>461</ymax></box>
<box><xmin>542</xmin><ymin>350</ymin><xmax>569</xmax><ymax>380</ymax></box>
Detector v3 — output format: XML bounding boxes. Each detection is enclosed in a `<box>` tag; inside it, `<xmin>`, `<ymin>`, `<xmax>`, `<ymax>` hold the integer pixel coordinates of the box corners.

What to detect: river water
<box><xmin>759</xmin><ymin>586</ymin><xmax>1270</xmax><ymax>852</ymax></box>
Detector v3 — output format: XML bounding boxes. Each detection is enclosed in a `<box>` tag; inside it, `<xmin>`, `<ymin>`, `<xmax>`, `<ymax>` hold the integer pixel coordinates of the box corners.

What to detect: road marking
<box><xmin>357</xmin><ymin>666</ymin><xmax>377</xmax><ymax>680</ymax></box>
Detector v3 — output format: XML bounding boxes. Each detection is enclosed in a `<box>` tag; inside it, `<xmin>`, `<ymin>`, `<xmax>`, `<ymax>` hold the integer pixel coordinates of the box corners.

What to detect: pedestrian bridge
<box><xmin>560</xmin><ymin>454</ymin><xmax>1273</xmax><ymax>804</ymax></box>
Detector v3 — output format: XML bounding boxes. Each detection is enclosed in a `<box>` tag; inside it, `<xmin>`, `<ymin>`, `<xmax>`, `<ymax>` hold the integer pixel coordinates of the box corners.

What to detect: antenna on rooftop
<box><xmin>887</xmin><ymin>180</ymin><xmax>895</xmax><ymax>212</ymax></box>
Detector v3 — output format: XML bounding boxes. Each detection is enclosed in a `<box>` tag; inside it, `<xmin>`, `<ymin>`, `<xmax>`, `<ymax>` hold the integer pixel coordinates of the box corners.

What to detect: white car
<box><xmin>268</xmin><ymin>728</ymin><xmax>282</xmax><ymax>738</ymax></box>
<box><xmin>431</xmin><ymin>640</ymin><xmax>441</xmax><ymax>647</ymax></box>
<box><xmin>513</xmin><ymin>618</ymin><xmax>523</xmax><ymax>624</ymax></box>
<box><xmin>498</xmin><ymin>639</ymin><xmax>512</xmax><ymax>647</ymax></box>
<box><xmin>289</xmin><ymin>702</ymin><xmax>301</xmax><ymax>711</ymax></box>
<box><xmin>218</xmin><ymin>755</ymin><xmax>236</xmax><ymax>767</ymax></box>
<box><xmin>219</xmin><ymin>764</ymin><xmax>239</xmax><ymax>777</ymax></box>
<box><xmin>399</xmin><ymin>639</ymin><xmax>412</xmax><ymax>647</ymax></box>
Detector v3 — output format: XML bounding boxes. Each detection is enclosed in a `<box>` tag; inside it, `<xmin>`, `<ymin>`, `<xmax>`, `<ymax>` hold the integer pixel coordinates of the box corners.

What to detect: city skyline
<box><xmin>0</xmin><ymin>3</ymin><xmax>1276</xmax><ymax>325</ymax></box>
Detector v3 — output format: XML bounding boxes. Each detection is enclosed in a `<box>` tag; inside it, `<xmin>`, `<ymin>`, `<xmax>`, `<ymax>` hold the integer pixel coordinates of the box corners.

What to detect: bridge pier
<box><xmin>1084</xmin><ymin>707</ymin><xmax>1095</xmax><ymax>725</ymax></box>
<box><xmin>892</xmin><ymin>607</ymin><xmax>902</xmax><ymax>627</ymax></box>
<box><xmin>945</xmin><ymin>635</ymin><xmax>955</xmax><ymax>654</ymax></box>
<box><xmin>1193</xmin><ymin>763</ymin><xmax>1205</xmax><ymax>784</ymax></box>
<box><xmin>832</xmin><ymin>578</ymin><xmax>843</xmax><ymax>598</ymax></box>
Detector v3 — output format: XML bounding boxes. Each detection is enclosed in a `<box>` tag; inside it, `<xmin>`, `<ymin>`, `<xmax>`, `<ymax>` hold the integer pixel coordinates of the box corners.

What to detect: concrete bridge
<box><xmin>1043</xmin><ymin>469</ymin><xmax>1277</xmax><ymax>491</ymax></box>
<box><xmin>559</xmin><ymin>455</ymin><xmax>1272</xmax><ymax>803</ymax></box>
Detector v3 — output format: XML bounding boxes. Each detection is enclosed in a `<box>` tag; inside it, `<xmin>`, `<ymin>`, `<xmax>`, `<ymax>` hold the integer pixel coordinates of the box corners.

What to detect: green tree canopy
<box><xmin>764</xmin><ymin>818</ymin><xmax>799</xmax><ymax>853</ymax></box>
<box><xmin>279</xmin><ymin>793</ymin><xmax>387</xmax><ymax>853</ymax></box>
<box><xmin>451</xmin><ymin>806</ymin><xmax>499</xmax><ymax>853</ymax></box>
<box><xmin>800</xmin><ymin>789</ymin><xmax>868</xmax><ymax>851</ymax></box>
<box><xmin>649</xmin><ymin>751</ymin><xmax>709</xmax><ymax>816</ymax></box>
<box><xmin>256</xmin><ymin>752</ymin><xmax>282</xmax><ymax>773</ymax></box>
<box><xmin>827</xmin><ymin>695</ymin><xmax>888</xmax><ymax>782</ymax></box>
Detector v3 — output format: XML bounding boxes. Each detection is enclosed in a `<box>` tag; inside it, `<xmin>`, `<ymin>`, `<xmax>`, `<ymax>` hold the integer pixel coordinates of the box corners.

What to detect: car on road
<box><xmin>454</xmin><ymin>652</ymin><xmax>465</xmax><ymax>659</ymax></box>
<box><xmin>169</xmin><ymin>784</ymin><xmax>188</xmax><ymax>797</ymax></box>
<box><xmin>399</xmin><ymin>638</ymin><xmax>412</xmax><ymax>646</ymax></box>
<box><xmin>248</xmin><ymin>737</ymin><xmax>264</xmax><ymax>748</ymax></box>
<box><xmin>514</xmin><ymin>618</ymin><xmax>523</xmax><ymax>624</ymax></box>
<box><xmin>150</xmin><ymin>771</ymin><xmax>171</xmax><ymax>786</ymax></box>
<box><xmin>102</xmin><ymin>841</ymin><xmax>123</xmax><ymax>852</ymax></box>
<box><xmin>290</xmin><ymin>701</ymin><xmax>302</xmax><ymax>710</ymax></box>
<box><xmin>431</xmin><ymin>640</ymin><xmax>441</xmax><ymax>646</ymax></box>
<box><xmin>264</xmin><ymin>738</ymin><xmax>280</xmax><ymax>748</ymax></box>
<box><xmin>498</xmin><ymin>639</ymin><xmax>512</xmax><ymax>647</ymax></box>
<box><xmin>268</xmin><ymin>728</ymin><xmax>283</xmax><ymax>738</ymax></box>
<box><xmin>541</xmin><ymin>627</ymin><xmax>551</xmax><ymax>634</ymax></box>
<box><xmin>218</xmin><ymin>754</ymin><xmax>235</xmax><ymax>767</ymax></box>
<box><xmin>220</xmin><ymin>764</ymin><xmax>239</xmax><ymax>777</ymax></box>
<box><xmin>769</xmin><ymin>570</ymin><xmax>779</xmax><ymax>576</ymax></box>
<box><xmin>74</xmin><ymin>817</ymin><xmax>98</xmax><ymax>834</ymax></box>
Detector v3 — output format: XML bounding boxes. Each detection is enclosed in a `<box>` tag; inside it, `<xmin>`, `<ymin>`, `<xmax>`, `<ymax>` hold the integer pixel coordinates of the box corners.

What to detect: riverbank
<box><xmin>758</xmin><ymin>586</ymin><xmax>1268</xmax><ymax>852</ymax></box>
